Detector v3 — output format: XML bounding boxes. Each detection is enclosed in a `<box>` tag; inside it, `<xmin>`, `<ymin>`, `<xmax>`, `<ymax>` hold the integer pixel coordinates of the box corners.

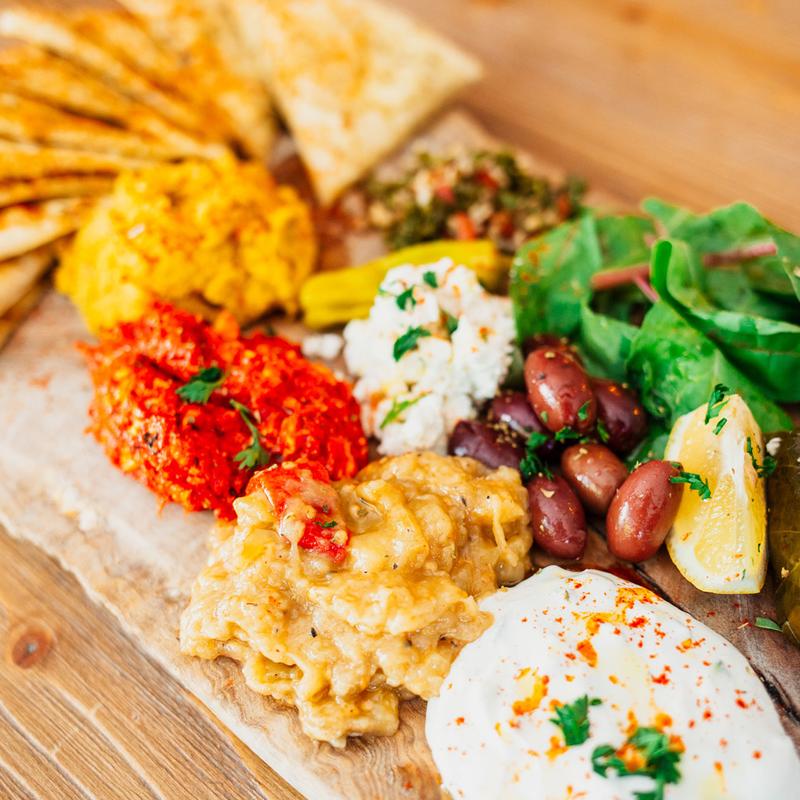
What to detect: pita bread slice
<box><xmin>0</xmin><ymin>175</ymin><xmax>113</xmax><ymax>209</ymax></box>
<box><xmin>0</xmin><ymin>141</ymin><xmax>152</xmax><ymax>180</ymax></box>
<box><xmin>0</xmin><ymin>7</ymin><xmax>209</xmax><ymax>137</ymax></box>
<box><xmin>228</xmin><ymin>0</ymin><xmax>482</xmax><ymax>203</ymax></box>
<box><xmin>118</xmin><ymin>0</ymin><xmax>275</xmax><ymax>158</ymax></box>
<box><xmin>0</xmin><ymin>92</ymin><xmax>186</xmax><ymax>161</ymax></box>
<box><xmin>0</xmin><ymin>275</ymin><xmax>48</xmax><ymax>351</ymax></box>
<box><xmin>0</xmin><ymin>197</ymin><xmax>94</xmax><ymax>261</ymax></box>
<box><xmin>0</xmin><ymin>244</ymin><xmax>56</xmax><ymax>317</ymax></box>
<box><xmin>0</xmin><ymin>45</ymin><xmax>227</xmax><ymax>160</ymax></box>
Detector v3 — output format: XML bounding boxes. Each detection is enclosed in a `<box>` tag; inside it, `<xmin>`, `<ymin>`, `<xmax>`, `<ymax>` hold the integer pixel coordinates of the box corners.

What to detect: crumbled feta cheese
<box><xmin>301</xmin><ymin>333</ymin><xmax>343</xmax><ymax>361</ymax></box>
<box><xmin>343</xmin><ymin>259</ymin><xmax>515</xmax><ymax>455</ymax></box>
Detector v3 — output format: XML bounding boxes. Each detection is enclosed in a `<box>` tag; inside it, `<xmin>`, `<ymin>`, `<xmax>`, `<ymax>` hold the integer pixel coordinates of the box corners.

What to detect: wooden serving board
<box><xmin>0</xmin><ymin>111</ymin><xmax>797</xmax><ymax>800</ymax></box>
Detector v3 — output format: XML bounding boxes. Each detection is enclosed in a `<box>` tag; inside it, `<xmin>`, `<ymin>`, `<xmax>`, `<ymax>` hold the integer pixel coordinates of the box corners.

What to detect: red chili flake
<box><xmin>735</xmin><ymin>698</ymin><xmax>750</xmax><ymax>710</ymax></box>
<box><xmin>576</xmin><ymin>639</ymin><xmax>598</xmax><ymax>667</ymax></box>
<box><xmin>79</xmin><ymin>301</ymin><xmax>367</xmax><ymax>519</ymax></box>
<box><xmin>753</xmin><ymin>751</ymin><xmax>762</xmax><ymax>759</ymax></box>
<box><xmin>629</xmin><ymin>616</ymin><xmax>648</xmax><ymax>628</ymax></box>
<box><xmin>652</xmin><ymin>666</ymin><xmax>672</xmax><ymax>685</ymax></box>
<box><xmin>454</xmin><ymin>716</ymin><xmax>465</xmax><ymax>726</ymax></box>
<box><xmin>703</xmin><ymin>709</ymin><xmax>713</xmax><ymax>720</ymax></box>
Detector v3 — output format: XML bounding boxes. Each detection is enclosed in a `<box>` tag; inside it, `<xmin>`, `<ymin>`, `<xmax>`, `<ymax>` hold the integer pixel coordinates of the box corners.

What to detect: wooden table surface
<box><xmin>2</xmin><ymin>2</ymin><xmax>799</xmax><ymax>799</ymax></box>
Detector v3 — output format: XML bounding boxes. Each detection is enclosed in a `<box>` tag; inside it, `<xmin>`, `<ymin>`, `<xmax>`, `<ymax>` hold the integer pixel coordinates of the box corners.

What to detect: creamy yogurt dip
<box><xmin>343</xmin><ymin>258</ymin><xmax>514</xmax><ymax>455</ymax></box>
<box><xmin>426</xmin><ymin>566</ymin><xmax>800</xmax><ymax>800</ymax></box>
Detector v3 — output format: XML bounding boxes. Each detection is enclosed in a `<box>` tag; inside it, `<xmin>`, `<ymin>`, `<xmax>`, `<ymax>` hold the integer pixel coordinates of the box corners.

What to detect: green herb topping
<box><xmin>380</xmin><ymin>394</ymin><xmax>426</xmax><ymax>428</ymax></box>
<box><xmin>745</xmin><ymin>436</ymin><xmax>777</xmax><ymax>478</ymax></box>
<box><xmin>395</xmin><ymin>286</ymin><xmax>417</xmax><ymax>310</ymax></box>
<box><xmin>550</xmin><ymin>695</ymin><xmax>602</xmax><ymax>746</ymax></box>
<box><xmin>393</xmin><ymin>326</ymin><xmax>431</xmax><ymax>361</ymax></box>
<box><xmin>755</xmin><ymin>616</ymin><xmax>782</xmax><ymax>632</ymax></box>
<box><xmin>422</xmin><ymin>270</ymin><xmax>439</xmax><ymax>288</ymax></box>
<box><xmin>713</xmin><ymin>417</ymin><xmax>728</xmax><ymax>436</ymax></box>
<box><xmin>670</xmin><ymin>470</ymin><xmax>711</xmax><ymax>500</ymax></box>
<box><xmin>577</xmin><ymin>400</ymin><xmax>591</xmax><ymax>422</ymax></box>
<box><xmin>592</xmin><ymin>727</ymin><xmax>683</xmax><ymax>800</ymax></box>
<box><xmin>519</xmin><ymin>431</ymin><xmax>552</xmax><ymax>481</ymax></box>
<box><xmin>597</xmin><ymin>418</ymin><xmax>610</xmax><ymax>443</ymax></box>
<box><xmin>704</xmin><ymin>383</ymin><xmax>730</xmax><ymax>425</ymax></box>
<box><xmin>554</xmin><ymin>426</ymin><xmax>591</xmax><ymax>444</ymax></box>
<box><xmin>444</xmin><ymin>311</ymin><xmax>459</xmax><ymax>336</ymax></box>
<box><xmin>230</xmin><ymin>399</ymin><xmax>271</xmax><ymax>470</ymax></box>
<box><xmin>314</xmin><ymin>520</ymin><xmax>338</xmax><ymax>529</ymax></box>
<box><xmin>177</xmin><ymin>366</ymin><xmax>225</xmax><ymax>404</ymax></box>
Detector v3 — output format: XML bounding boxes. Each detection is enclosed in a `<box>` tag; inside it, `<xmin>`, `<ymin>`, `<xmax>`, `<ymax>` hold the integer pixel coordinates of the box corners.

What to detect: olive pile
<box><xmin>448</xmin><ymin>336</ymin><xmax>683</xmax><ymax>562</ymax></box>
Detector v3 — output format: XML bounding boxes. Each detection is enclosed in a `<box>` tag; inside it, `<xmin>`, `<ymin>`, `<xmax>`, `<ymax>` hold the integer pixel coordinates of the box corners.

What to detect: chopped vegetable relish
<box><xmin>79</xmin><ymin>302</ymin><xmax>367</xmax><ymax>519</ymax></box>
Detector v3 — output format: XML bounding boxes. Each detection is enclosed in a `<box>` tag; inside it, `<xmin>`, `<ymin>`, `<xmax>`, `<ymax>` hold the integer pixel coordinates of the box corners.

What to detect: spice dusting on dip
<box><xmin>426</xmin><ymin>566</ymin><xmax>800</xmax><ymax>800</ymax></box>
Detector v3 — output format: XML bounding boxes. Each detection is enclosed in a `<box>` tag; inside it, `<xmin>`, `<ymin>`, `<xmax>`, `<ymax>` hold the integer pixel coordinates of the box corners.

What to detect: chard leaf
<box><xmin>576</xmin><ymin>301</ymin><xmax>638</xmax><ymax>382</ymax></box>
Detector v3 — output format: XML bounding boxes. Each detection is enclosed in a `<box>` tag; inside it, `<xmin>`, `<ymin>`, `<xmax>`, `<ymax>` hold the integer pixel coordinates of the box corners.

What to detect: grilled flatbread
<box><xmin>0</xmin><ymin>7</ymin><xmax>209</xmax><ymax>137</ymax></box>
<box><xmin>228</xmin><ymin>0</ymin><xmax>482</xmax><ymax>202</ymax></box>
<box><xmin>0</xmin><ymin>275</ymin><xmax>47</xmax><ymax>351</ymax></box>
<box><xmin>0</xmin><ymin>244</ymin><xmax>56</xmax><ymax>317</ymax></box>
<box><xmin>0</xmin><ymin>93</ymin><xmax>184</xmax><ymax>161</ymax></box>
<box><xmin>0</xmin><ymin>45</ymin><xmax>227</xmax><ymax>159</ymax></box>
<box><xmin>0</xmin><ymin>197</ymin><xmax>94</xmax><ymax>261</ymax></box>
<box><xmin>0</xmin><ymin>175</ymin><xmax>113</xmax><ymax>209</ymax></box>
<box><xmin>118</xmin><ymin>0</ymin><xmax>275</xmax><ymax>158</ymax></box>
<box><xmin>0</xmin><ymin>141</ymin><xmax>152</xmax><ymax>180</ymax></box>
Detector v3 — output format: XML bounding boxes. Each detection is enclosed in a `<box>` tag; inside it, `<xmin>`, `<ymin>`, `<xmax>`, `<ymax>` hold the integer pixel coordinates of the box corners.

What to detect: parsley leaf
<box><xmin>713</xmin><ymin>417</ymin><xmax>727</xmax><ymax>436</ymax></box>
<box><xmin>592</xmin><ymin>727</ymin><xmax>682</xmax><ymax>800</ymax></box>
<box><xmin>704</xmin><ymin>383</ymin><xmax>730</xmax><ymax>425</ymax></box>
<box><xmin>315</xmin><ymin>520</ymin><xmax>337</xmax><ymax>529</ymax></box>
<box><xmin>745</xmin><ymin>436</ymin><xmax>777</xmax><ymax>478</ymax></box>
<box><xmin>577</xmin><ymin>400</ymin><xmax>591</xmax><ymax>422</ymax></box>
<box><xmin>755</xmin><ymin>616</ymin><xmax>782</xmax><ymax>632</ymax></box>
<box><xmin>380</xmin><ymin>394</ymin><xmax>426</xmax><ymax>428</ymax></box>
<box><xmin>669</xmin><ymin>470</ymin><xmax>711</xmax><ymax>500</ymax></box>
<box><xmin>230</xmin><ymin>399</ymin><xmax>271</xmax><ymax>471</ymax></box>
<box><xmin>519</xmin><ymin>431</ymin><xmax>552</xmax><ymax>481</ymax></box>
<box><xmin>550</xmin><ymin>695</ymin><xmax>602</xmax><ymax>746</ymax></box>
<box><xmin>444</xmin><ymin>311</ymin><xmax>459</xmax><ymax>336</ymax></box>
<box><xmin>177</xmin><ymin>366</ymin><xmax>225</xmax><ymax>404</ymax></box>
<box><xmin>422</xmin><ymin>270</ymin><xmax>439</xmax><ymax>288</ymax></box>
<box><xmin>596</xmin><ymin>418</ymin><xmax>610</xmax><ymax>443</ymax></box>
<box><xmin>554</xmin><ymin>426</ymin><xmax>591</xmax><ymax>443</ymax></box>
<box><xmin>395</xmin><ymin>286</ymin><xmax>417</xmax><ymax>311</ymax></box>
<box><xmin>393</xmin><ymin>326</ymin><xmax>431</xmax><ymax>361</ymax></box>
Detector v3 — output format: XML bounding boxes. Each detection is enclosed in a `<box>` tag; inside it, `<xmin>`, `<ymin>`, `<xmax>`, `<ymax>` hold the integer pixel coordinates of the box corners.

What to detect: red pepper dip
<box><xmin>79</xmin><ymin>301</ymin><xmax>368</xmax><ymax>519</ymax></box>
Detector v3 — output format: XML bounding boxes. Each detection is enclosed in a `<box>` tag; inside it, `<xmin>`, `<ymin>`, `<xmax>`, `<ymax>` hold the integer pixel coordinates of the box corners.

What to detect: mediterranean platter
<box><xmin>0</xmin><ymin>3</ymin><xmax>798</xmax><ymax>800</ymax></box>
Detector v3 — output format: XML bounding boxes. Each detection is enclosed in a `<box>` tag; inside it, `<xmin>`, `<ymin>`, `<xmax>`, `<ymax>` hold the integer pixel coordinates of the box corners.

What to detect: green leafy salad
<box><xmin>510</xmin><ymin>199</ymin><xmax>800</xmax><ymax>462</ymax></box>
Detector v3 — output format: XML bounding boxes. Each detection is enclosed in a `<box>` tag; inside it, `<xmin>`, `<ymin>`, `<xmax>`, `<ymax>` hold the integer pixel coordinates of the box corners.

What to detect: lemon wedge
<box><xmin>664</xmin><ymin>393</ymin><xmax>767</xmax><ymax>594</ymax></box>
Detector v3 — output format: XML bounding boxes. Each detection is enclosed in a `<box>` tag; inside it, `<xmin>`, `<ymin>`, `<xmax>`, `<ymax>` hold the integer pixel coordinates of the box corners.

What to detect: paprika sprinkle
<box><xmin>79</xmin><ymin>301</ymin><xmax>368</xmax><ymax>519</ymax></box>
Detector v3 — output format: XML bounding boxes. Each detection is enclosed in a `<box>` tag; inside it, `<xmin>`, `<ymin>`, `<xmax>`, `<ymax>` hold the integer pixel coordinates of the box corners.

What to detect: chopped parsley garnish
<box><xmin>745</xmin><ymin>436</ymin><xmax>777</xmax><ymax>478</ymax></box>
<box><xmin>592</xmin><ymin>727</ymin><xmax>682</xmax><ymax>800</ymax></box>
<box><xmin>230</xmin><ymin>399</ymin><xmax>271</xmax><ymax>470</ymax></box>
<box><xmin>669</xmin><ymin>470</ymin><xmax>711</xmax><ymax>500</ymax></box>
<box><xmin>596</xmin><ymin>418</ymin><xmax>610</xmax><ymax>443</ymax></box>
<box><xmin>713</xmin><ymin>417</ymin><xmax>728</xmax><ymax>436</ymax></box>
<box><xmin>314</xmin><ymin>520</ymin><xmax>337</xmax><ymax>529</ymax></box>
<box><xmin>380</xmin><ymin>394</ymin><xmax>426</xmax><ymax>428</ymax></box>
<box><xmin>704</xmin><ymin>383</ymin><xmax>729</xmax><ymax>425</ymax></box>
<box><xmin>393</xmin><ymin>326</ymin><xmax>431</xmax><ymax>361</ymax></box>
<box><xmin>755</xmin><ymin>616</ymin><xmax>782</xmax><ymax>632</ymax></box>
<box><xmin>395</xmin><ymin>286</ymin><xmax>417</xmax><ymax>310</ymax></box>
<box><xmin>177</xmin><ymin>366</ymin><xmax>225</xmax><ymax>404</ymax></box>
<box><xmin>554</xmin><ymin>426</ymin><xmax>590</xmax><ymax>444</ymax></box>
<box><xmin>550</xmin><ymin>695</ymin><xmax>602</xmax><ymax>746</ymax></box>
<box><xmin>519</xmin><ymin>431</ymin><xmax>552</xmax><ymax>481</ymax></box>
<box><xmin>444</xmin><ymin>311</ymin><xmax>459</xmax><ymax>336</ymax></box>
<box><xmin>577</xmin><ymin>400</ymin><xmax>591</xmax><ymax>422</ymax></box>
<box><xmin>422</xmin><ymin>270</ymin><xmax>439</xmax><ymax>288</ymax></box>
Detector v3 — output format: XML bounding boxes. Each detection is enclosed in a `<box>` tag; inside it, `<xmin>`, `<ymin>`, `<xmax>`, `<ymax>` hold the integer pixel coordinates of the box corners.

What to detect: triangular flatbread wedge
<box><xmin>228</xmin><ymin>0</ymin><xmax>482</xmax><ymax>202</ymax></box>
<box><xmin>0</xmin><ymin>175</ymin><xmax>113</xmax><ymax>209</ymax></box>
<box><xmin>118</xmin><ymin>0</ymin><xmax>276</xmax><ymax>159</ymax></box>
<box><xmin>0</xmin><ymin>93</ymin><xmax>186</xmax><ymax>161</ymax></box>
<box><xmin>0</xmin><ymin>275</ymin><xmax>47</xmax><ymax>350</ymax></box>
<box><xmin>0</xmin><ymin>141</ymin><xmax>152</xmax><ymax>180</ymax></box>
<box><xmin>0</xmin><ymin>45</ymin><xmax>227</xmax><ymax>159</ymax></box>
<box><xmin>0</xmin><ymin>197</ymin><xmax>94</xmax><ymax>261</ymax></box>
<box><xmin>0</xmin><ymin>244</ymin><xmax>56</xmax><ymax>317</ymax></box>
<box><xmin>0</xmin><ymin>7</ymin><xmax>210</xmax><ymax>137</ymax></box>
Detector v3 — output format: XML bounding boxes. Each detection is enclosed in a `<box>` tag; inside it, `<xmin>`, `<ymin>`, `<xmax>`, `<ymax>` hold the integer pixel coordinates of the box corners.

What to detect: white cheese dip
<box><xmin>343</xmin><ymin>259</ymin><xmax>514</xmax><ymax>455</ymax></box>
<box><xmin>426</xmin><ymin>566</ymin><xmax>800</xmax><ymax>800</ymax></box>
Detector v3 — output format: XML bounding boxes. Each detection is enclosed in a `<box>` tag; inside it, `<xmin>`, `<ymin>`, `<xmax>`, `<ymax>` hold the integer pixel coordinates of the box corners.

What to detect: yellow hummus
<box><xmin>179</xmin><ymin>452</ymin><xmax>532</xmax><ymax>746</ymax></box>
<box><xmin>56</xmin><ymin>157</ymin><xmax>316</xmax><ymax>331</ymax></box>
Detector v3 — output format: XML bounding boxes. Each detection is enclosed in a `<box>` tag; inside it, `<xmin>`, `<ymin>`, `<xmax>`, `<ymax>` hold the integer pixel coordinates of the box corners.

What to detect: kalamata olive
<box><xmin>605</xmin><ymin>460</ymin><xmax>683</xmax><ymax>562</ymax></box>
<box><xmin>524</xmin><ymin>347</ymin><xmax>596</xmax><ymax>434</ymax></box>
<box><xmin>591</xmin><ymin>378</ymin><xmax>648</xmax><ymax>455</ymax></box>
<box><xmin>521</xmin><ymin>334</ymin><xmax>583</xmax><ymax>363</ymax></box>
<box><xmin>448</xmin><ymin>419</ymin><xmax>524</xmax><ymax>469</ymax></box>
<box><xmin>527</xmin><ymin>474</ymin><xmax>588</xmax><ymax>560</ymax></box>
<box><xmin>561</xmin><ymin>443</ymin><xmax>628</xmax><ymax>516</ymax></box>
<box><xmin>488</xmin><ymin>392</ymin><xmax>559</xmax><ymax>458</ymax></box>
